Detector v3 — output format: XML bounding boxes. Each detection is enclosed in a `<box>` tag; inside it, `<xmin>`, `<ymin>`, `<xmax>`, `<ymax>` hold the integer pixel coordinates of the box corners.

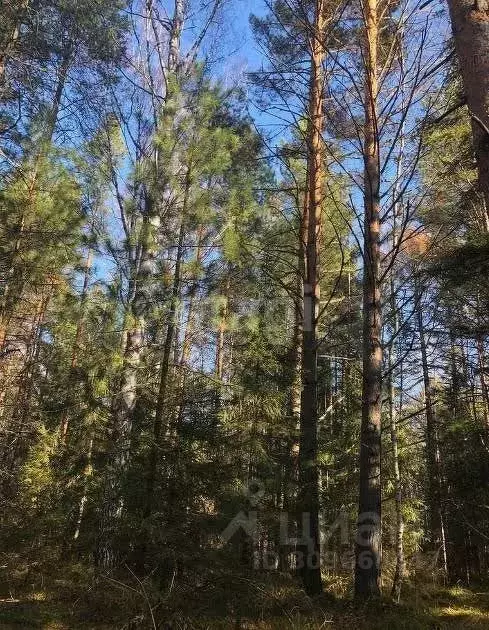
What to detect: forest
<box><xmin>1</xmin><ymin>0</ymin><xmax>489</xmax><ymax>627</ymax></box>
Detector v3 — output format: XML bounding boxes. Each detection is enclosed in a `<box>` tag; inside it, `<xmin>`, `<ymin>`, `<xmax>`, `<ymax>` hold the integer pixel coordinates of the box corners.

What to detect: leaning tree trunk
<box><xmin>447</xmin><ymin>0</ymin><xmax>489</xmax><ymax>224</ymax></box>
<box><xmin>355</xmin><ymin>0</ymin><xmax>382</xmax><ymax>599</ymax></box>
<box><xmin>297</xmin><ymin>0</ymin><xmax>325</xmax><ymax>597</ymax></box>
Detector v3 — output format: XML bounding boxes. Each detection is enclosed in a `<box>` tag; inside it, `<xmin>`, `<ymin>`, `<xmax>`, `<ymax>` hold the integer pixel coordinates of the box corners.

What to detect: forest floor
<box><xmin>0</xmin><ymin>556</ymin><xmax>489</xmax><ymax>629</ymax></box>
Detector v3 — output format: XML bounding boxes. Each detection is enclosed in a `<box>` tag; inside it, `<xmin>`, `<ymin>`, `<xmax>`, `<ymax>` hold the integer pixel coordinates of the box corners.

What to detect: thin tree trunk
<box><xmin>175</xmin><ymin>224</ymin><xmax>205</xmax><ymax>429</ymax></box>
<box><xmin>280</xmin><ymin>279</ymin><xmax>302</xmax><ymax>573</ymax></box>
<box><xmin>389</xmin><ymin>77</ymin><xmax>406</xmax><ymax>600</ymax></box>
<box><xmin>0</xmin><ymin>45</ymin><xmax>71</xmax><ymax>353</ymax></box>
<box><xmin>143</xmin><ymin>185</ymin><xmax>188</xmax><ymax>526</ymax></box>
<box><xmin>416</xmin><ymin>284</ymin><xmax>448</xmax><ymax>577</ymax></box>
<box><xmin>290</xmin><ymin>276</ymin><xmax>303</xmax><ymax>485</ymax></box>
<box><xmin>388</xmin><ymin>300</ymin><xmax>404</xmax><ymax>601</ymax></box>
<box><xmin>216</xmin><ymin>273</ymin><xmax>231</xmax><ymax>381</ymax></box>
<box><xmin>477</xmin><ymin>335</ymin><xmax>489</xmax><ymax>433</ymax></box>
<box><xmin>297</xmin><ymin>0</ymin><xmax>325</xmax><ymax>596</ymax></box>
<box><xmin>153</xmin><ymin>206</ymin><xmax>186</xmax><ymax>443</ymax></box>
<box><xmin>73</xmin><ymin>436</ymin><xmax>94</xmax><ymax>541</ymax></box>
<box><xmin>60</xmin><ymin>248</ymin><xmax>92</xmax><ymax>443</ymax></box>
<box><xmin>355</xmin><ymin>0</ymin><xmax>382</xmax><ymax>599</ymax></box>
<box><xmin>447</xmin><ymin>0</ymin><xmax>489</xmax><ymax>222</ymax></box>
<box><xmin>168</xmin><ymin>0</ymin><xmax>185</xmax><ymax>73</ymax></box>
<box><xmin>44</xmin><ymin>46</ymin><xmax>72</xmax><ymax>148</ymax></box>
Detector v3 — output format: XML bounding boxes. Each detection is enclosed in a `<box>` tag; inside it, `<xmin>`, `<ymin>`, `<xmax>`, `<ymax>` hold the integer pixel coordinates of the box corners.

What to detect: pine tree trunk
<box><xmin>447</xmin><ymin>0</ymin><xmax>489</xmax><ymax>220</ymax></box>
<box><xmin>355</xmin><ymin>0</ymin><xmax>382</xmax><ymax>599</ymax></box>
<box><xmin>297</xmin><ymin>0</ymin><xmax>325</xmax><ymax>596</ymax></box>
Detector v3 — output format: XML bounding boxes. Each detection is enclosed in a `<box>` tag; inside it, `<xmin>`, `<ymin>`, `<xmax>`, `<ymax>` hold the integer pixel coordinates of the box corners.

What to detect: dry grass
<box><xmin>1</xmin><ymin>555</ymin><xmax>489</xmax><ymax>629</ymax></box>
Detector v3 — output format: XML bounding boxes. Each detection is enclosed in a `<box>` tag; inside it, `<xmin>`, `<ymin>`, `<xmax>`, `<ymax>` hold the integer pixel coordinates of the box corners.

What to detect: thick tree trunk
<box><xmin>115</xmin><ymin>318</ymin><xmax>144</xmax><ymax>474</ymax></box>
<box><xmin>355</xmin><ymin>0</ymin><xmax>382</xmax><ymax>599</ymax></box>
<box><xmin>297</xmin><ymin>0</ymin><xmax>325</xmax><ymax>597</ymax></box>
<box><xmin>447</xmin><ymin>0</ymin><xmax>489</xmax><ymax>221</ymax></box>
<box><xmin>416</xmin><ymin>286</ymin><xmax>448</xmax><ymax>576</ymax></box>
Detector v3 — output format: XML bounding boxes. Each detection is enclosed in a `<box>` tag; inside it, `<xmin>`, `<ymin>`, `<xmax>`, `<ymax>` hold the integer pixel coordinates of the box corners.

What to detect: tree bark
<box><xmin>355</xmin><ymin>0</ymin><xmax>382</xmax><ymax>599</ymax></box>
<box><xmin>447</xmin><ymin>0</ymin><xmax>489</xmax><ymax>220</ymax></box>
